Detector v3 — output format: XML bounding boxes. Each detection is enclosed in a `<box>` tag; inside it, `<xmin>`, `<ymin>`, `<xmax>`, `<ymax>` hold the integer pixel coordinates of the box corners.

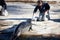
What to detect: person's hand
<box><xmin>32</xmin><ymin>12</ymin><xmax>35</xmax><ymax>20</ymax></box>
<box><xmin>2</xmin><ymin>10</ymin><xmax>8</xmax><ymax>16</ymax></box>
<box><xmin>0</xmin><ymin>6</ymin><xmax>2</xmax><ymax>11</ymax></box>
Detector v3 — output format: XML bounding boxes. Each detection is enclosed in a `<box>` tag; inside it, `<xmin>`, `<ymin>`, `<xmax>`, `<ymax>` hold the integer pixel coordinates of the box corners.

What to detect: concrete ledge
<box><xmin>21</xmin><ymin>31</ymin><xmax>60</xmax><ymax>37</ymax></box>
<box><xmin>21</xmin><ymin>34</ymin><xmax>60</xmax><ymax>38</ymax></box>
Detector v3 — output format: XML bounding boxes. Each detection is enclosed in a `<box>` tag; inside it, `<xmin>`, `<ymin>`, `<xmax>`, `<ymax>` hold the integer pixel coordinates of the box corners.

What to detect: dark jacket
<box><xmin>0</xmin><ymin>0</ymin><xmax>7</xmax><ymax>9</ymax></box>
<box><xmin>33</xmin><ymin>3</ymin><xmax>50</xmax><ymax>13</ymax></box>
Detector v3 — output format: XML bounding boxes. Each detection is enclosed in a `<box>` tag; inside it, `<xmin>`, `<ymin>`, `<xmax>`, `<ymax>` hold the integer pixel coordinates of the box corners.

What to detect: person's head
<box><xmin>37</xmin><ymin>0</ymin><xmax>43</xmax><ymax>6</ymax></box>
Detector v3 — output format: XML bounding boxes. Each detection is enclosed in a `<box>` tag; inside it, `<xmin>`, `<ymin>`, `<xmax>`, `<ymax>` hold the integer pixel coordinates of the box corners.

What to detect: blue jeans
<box><xmin>38</xmin><ymin>11</ymin><xmax>50</xmax><ymax>21</ymax></box>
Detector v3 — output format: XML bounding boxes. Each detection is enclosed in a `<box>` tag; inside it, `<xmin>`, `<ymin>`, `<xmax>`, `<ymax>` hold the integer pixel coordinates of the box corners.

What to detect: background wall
<box><xmin>5</xmin><ymin>0</ymin><xmax>60</xmax><ymax>4</ymax></box>
<box><xmin>5</xmin><ymin>0</ymin><xmax>37</xmax><ymax>2</ymax></box>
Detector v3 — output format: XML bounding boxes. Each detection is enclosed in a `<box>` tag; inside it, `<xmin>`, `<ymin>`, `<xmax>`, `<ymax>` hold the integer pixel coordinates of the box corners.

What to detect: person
<box><xmin>33</xmin><ymin>0</ymin><xmax>50</xmax><ymax>21</ymax></box>
<box><xmin>0</xmin><ymin>0</ymin><xmax>8</xmax><ymax>16</ymax></box>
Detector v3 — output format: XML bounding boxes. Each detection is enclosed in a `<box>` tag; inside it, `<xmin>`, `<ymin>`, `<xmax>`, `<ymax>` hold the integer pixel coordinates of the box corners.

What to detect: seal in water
<box><xmin>10</xmin><ymin>19</ymin><xmax>32</xmax><ymax>40</ymax></box>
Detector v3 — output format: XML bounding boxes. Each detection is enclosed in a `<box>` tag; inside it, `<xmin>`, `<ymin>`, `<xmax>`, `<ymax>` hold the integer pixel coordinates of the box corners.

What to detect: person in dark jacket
<box><xmin>0</xmin><ymin>0</ymin><xmax>7</xmax><ymax>10</ymax></box>
<box><xmin>0</xmin><ymin>0</ymin><xmax>8</xmax><ymax>16</ymax></box>
<box><xmin>33</xmin><ymin>0</ymin><xmax>50</xmax><ymax>21</ymax></box>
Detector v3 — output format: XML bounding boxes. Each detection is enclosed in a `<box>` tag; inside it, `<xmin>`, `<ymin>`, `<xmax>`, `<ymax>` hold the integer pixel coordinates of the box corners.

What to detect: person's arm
<box><xmin>32</xmin><ymin>6</ymin><xmax>38</xmax><ymax>19</ymax></box>
<box><xmin>33</xmin><ymin>6</ymin><xmax>38</xmax><ymax>13</ymax></box>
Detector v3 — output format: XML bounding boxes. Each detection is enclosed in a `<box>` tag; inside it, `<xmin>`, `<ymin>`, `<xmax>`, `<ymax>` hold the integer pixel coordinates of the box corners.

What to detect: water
<box><xmin>17</xmin><ymin>35</ymin><xmax>60</xmax><ymax>40</ymax></box>
<box><xmin>0</xmin><ymin>32</ymin><xmax>12</xmax><ymax>40</ymax></box>
<box><xmin>0</xmin><ymin>32</ymin><xmax>60</xmax><ymax>40</ymax></box>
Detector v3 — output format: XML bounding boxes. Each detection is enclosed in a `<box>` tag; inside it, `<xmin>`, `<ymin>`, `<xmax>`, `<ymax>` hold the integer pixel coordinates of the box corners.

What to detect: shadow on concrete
<box><xmin>51</xmin><ymin>19</ymin><xmax>60</xmax><ymax>22</ymax></box>
<box><xmin>7</xmin><ymin>5</ymin><xmax>24</xmax><ymax>15</ymax></box>
<box><xmin>0</xmin><ymin>18</ymin><xmax>60</xmax><ymax>22</ymax></box>
<box><xmin>53</xmin><ymin>9</ymin><xmax>60</xmax><ymax>12</ymax></box>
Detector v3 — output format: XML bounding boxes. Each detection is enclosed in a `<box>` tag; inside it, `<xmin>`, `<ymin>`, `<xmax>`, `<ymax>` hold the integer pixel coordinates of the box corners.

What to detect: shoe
<box><xmin>37</xmin><ymin>19</ymin><xmax>40</xmax><ymax>21</ymax></box>
<box><xmin>41</xmin><ymin>20</ymin><xmax>44</xmax><ymax>21</ymax></box>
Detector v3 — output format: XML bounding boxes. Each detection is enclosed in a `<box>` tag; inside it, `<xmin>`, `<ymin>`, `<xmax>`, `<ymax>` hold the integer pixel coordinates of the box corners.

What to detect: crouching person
<box><xmin>33</xmin><ymin>0</ymin><xmax>50</xmax><ymax>21</ymax></box>
<box><xmin>0</xmin><ymin>0</ymin><xmax>8</xmax><ymax>16</ymax></box>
